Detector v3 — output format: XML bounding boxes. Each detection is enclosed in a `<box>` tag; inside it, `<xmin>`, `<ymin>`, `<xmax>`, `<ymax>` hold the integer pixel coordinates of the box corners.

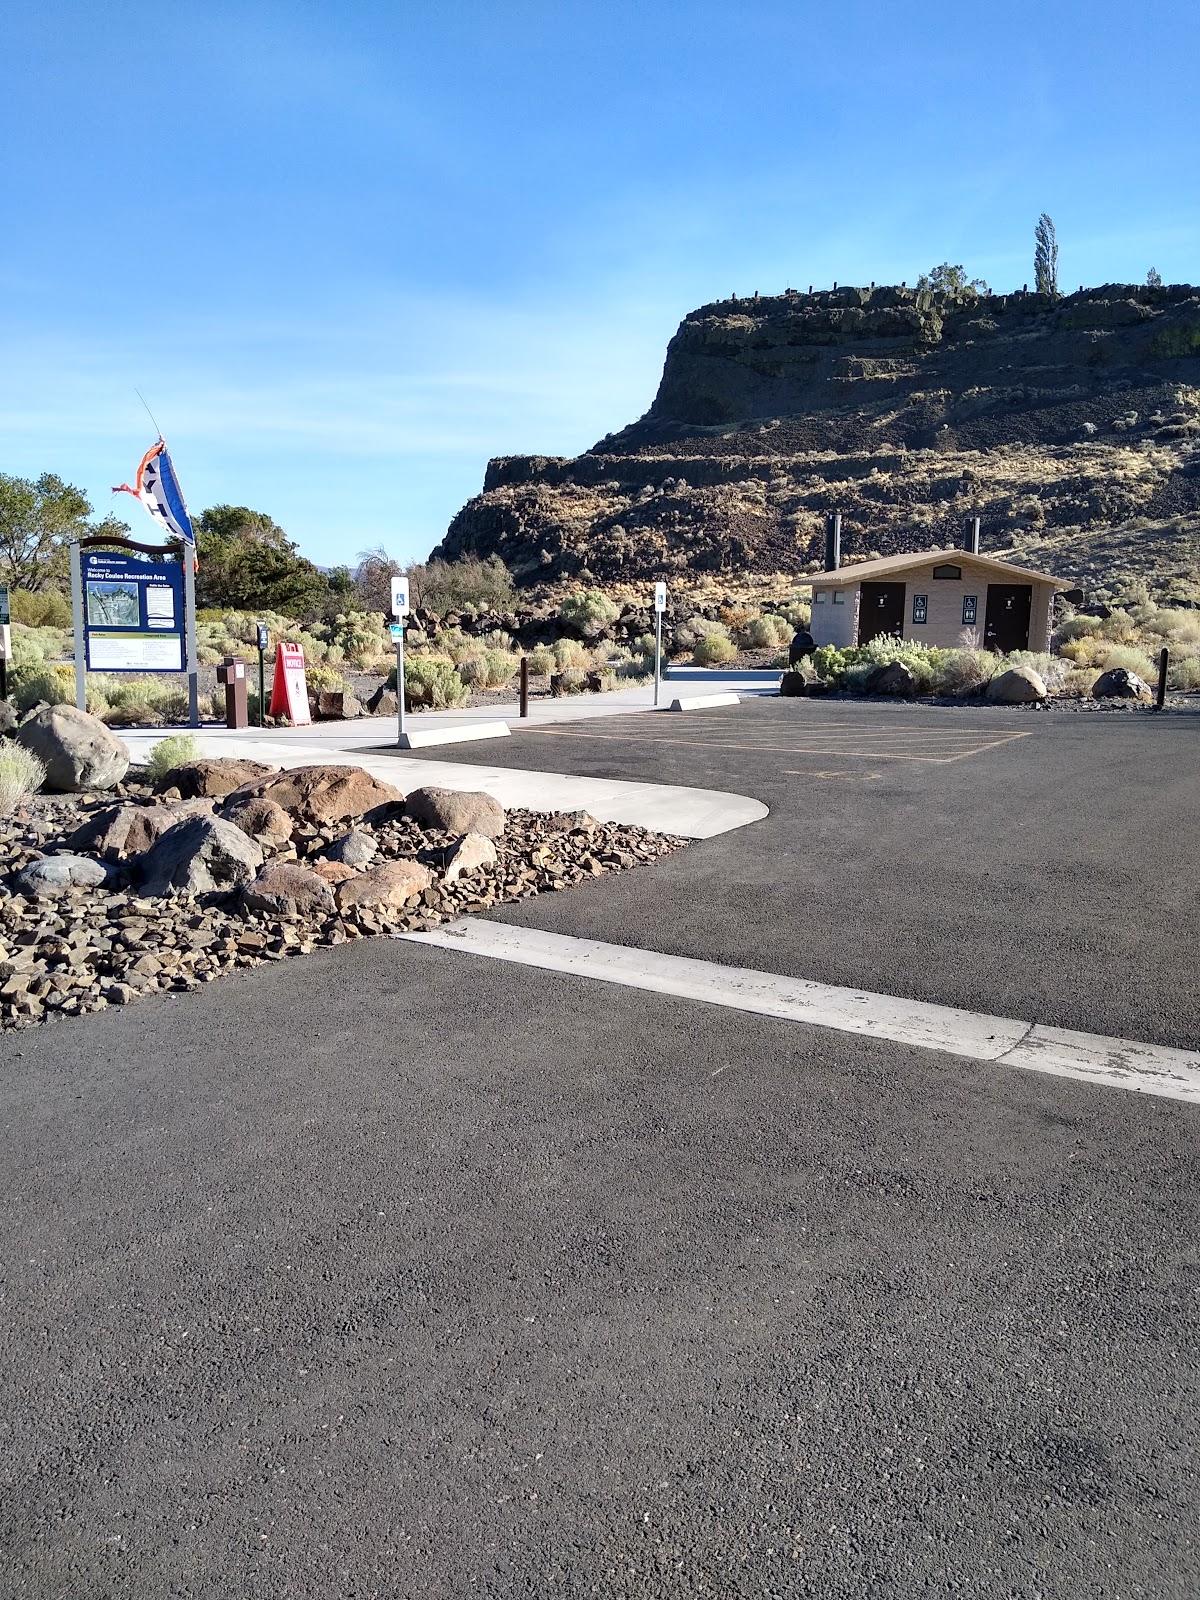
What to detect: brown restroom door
<box><xmin>858</xmin><ymin>582</ymin><xmax>906</xmax><ymax>644</ymax></box>
<box><xmin>984</xmin><ymin>584</ymin><xmax>1032</xmax><ymax>653</ymax></box>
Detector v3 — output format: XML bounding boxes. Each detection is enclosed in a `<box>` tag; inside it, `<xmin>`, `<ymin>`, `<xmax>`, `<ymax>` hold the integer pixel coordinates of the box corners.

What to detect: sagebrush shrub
<box><xmin>147</xmin><ymin>734</ymin><xmax>201</xmax><ymax>781</ymax></box>
<box><xmin>559</xmin><ymin>589</ymin><xmax>619</xmax><ymax>638</ymax></box>
<box><xmin>0</xmin><ymin>744</ymin><xmax>45</xmax><ymax>815</ymax></box>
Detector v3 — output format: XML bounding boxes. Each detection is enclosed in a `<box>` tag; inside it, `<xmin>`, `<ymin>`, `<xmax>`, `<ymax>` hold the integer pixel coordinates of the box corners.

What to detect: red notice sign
<box><xmin>268</xmin><ymin>642</ymin><xmax>311</xmax><ymax>725</ymax></box>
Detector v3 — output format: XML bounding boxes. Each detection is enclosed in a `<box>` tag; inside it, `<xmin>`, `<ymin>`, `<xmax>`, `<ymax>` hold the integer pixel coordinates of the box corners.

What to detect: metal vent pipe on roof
<box><xmin>965</xmin><ymin>517</ymin><xmax>981</xmax><ymax>555</ymax></box>
<box><xmin>826</xmin><ymin>512</ymin><xmax>842</xmax><ymax>571</ymax></box>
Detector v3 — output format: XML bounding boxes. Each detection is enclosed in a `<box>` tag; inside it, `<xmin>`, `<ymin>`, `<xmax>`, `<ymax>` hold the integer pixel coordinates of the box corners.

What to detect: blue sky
<box><xmin>3</xmin><ymin>0</ymin><xmax>1197</xmax><ymax>569</ymax></box>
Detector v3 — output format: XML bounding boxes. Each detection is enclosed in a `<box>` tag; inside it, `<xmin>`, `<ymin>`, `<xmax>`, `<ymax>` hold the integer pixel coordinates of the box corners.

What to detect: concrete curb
<box><xmin>122</xmin><ymin>731</ymin><xmax>768</xmax><ymax>839</ymax></box>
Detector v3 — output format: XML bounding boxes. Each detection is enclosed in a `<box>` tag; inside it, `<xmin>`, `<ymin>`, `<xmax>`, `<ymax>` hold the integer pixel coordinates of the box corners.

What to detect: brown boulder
<box><xmin>310</xmin><ymin>859</ymin><xmax>357</xmax><ymax>887</ymax></box>
<box><xmin>223</xmin><ymin>794</ymin><xmax>293</xmax><ymax>848</ymax></box>
<box><xmin>67</xmin><ymin>798</ymin><xmax>215</xmax><ymax>862</ymax></box>
<box><xmin>230</xmin><ymin>764</ymin><xmax>404</xmax><ymax>825</ymax></box>
<box><xmin>405</xmin><ymin>785</ymin><xmax>505</xmax><ymax>840</ymax></box>
<box><xmin>243</xmin><ymin>862</ymin><xmax>335</xmax><ymax>917</ymax></box>
<box><xmin>164</xmin><ymin>758</ymin><xmax>278</xmax><ymax>799</ymax></box>
<box><xmin>335</xmin><ymin>859</ymin><xmax>432</xmax><ymax>913</ymax></box>
<box><xmin>316</xmin><ymin>689</ymin><xmax>364</xmax><ymax>720</ymax></box>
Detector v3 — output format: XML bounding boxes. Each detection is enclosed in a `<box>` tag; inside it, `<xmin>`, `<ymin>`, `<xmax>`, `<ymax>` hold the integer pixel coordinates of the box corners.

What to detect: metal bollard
<box><xmin>519</xmin><ymin>655</ymin><xmax>529</xmax><ymax>719</ymax></box>
<box><xmin>1156</xmin><ymin>646</ymin><xmax>1169</xmax><ymax>710</ymax></box>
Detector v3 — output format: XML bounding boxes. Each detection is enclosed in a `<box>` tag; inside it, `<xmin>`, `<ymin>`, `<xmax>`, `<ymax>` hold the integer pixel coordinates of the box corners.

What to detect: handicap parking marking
<box><xmin>528</xmin><ymin>722</ymin><xmax>1032</xmax><ymax>765</ymax></box>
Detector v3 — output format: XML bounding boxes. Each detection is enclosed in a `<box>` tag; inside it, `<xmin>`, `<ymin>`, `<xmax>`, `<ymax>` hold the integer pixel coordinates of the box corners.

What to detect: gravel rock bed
<box><xmin>1</xmin><ymin>775</ymin><xmax>684</xmax><ymax>1032</ymax></box>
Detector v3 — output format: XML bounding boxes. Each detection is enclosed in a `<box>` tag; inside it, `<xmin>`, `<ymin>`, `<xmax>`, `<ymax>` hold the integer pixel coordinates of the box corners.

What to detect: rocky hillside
<box><xmin>433</xmin><ymin>282</ymin><xmax>1200</xmax><ymax>600</ymax></box>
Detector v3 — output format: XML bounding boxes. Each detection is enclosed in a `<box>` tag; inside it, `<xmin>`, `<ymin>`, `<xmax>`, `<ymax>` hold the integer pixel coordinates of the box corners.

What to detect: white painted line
<box><xmin>401</xmin><ymin>922</ymin><xmax>1200</xmax><ymax>1106</ymax></box>
<box><xmin>397</xmin><ymin>721</ymin><xmax>510</xmax><ymax>749</ymax></box>
<box><xmin>668</xmin><ymin>692</ymin><xmax>741</xmax><ymax>712</ymax></box>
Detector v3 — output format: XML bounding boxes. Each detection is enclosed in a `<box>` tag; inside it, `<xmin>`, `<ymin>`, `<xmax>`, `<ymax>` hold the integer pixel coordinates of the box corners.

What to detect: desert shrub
<box><xmin>328</xmin><ymin>610</ymin><xmax>389</xmax><ymax>669</ymax></box>
<box><xmin>9</xmin><ymin>589</ymin><xmax>72</xmax><ymax>628</ymax></box>
<box><xmin>811</xmin><ymin>644</ymin><xmax>850</xmax><ymax>682</ymax></box>
<box><xmin>559</xmin><ymin>589</ymin><xmax>619</xmax><ymax>638</ymax></box>
<box><xmin>146</xmin><ymin>734</ymin><xmax>201</xmax><ymax>782</ymax></box>
<box><xmin>739</xmin><ymin>613</ymin><xmax>792</xmax><ymax>649</ymax></box>
<box><xmin>9</xmin><ymin>624</ymin><xmax>69</xmax><ymax>675</ymax></box>
<box><xmin>526</xmin><ymin>644</ymin><xmax>555</xmax><ymax>676</ymax></box>
<box><xmin>303</xmin><ymin>664</ymin><xmax>349</xmax><ymax>695</ymax></box>
<box><xmin>100</xmin><ymin>677</ymin><xmax>190</xmax><ymax>726</ymax></box>
<box><xmin>0</xmin><ymin>744</ymin><xmax>45</xmax><ymax>814</ymax></box>
<box><xmin>844</xmin><ymin>636</ymin><xmax>939</xmax><ymax>695</ymax></box>
<box><xmin>632</xmin><ymin>632</ymin><xmax>657</xmax><ymax>661</ymax></box>
<box><xmin>1169</xmin><ymin>655</ymin><xmax>1200</xmax><ymax>691</ymax></box>
<box><xmin>784</xmin><ymin>599</ymin><xmax>812</xmax><ymax>629</ymax></box>
<box><xmin>552</xmin><ymin>638</ymin><xmax>591</xmax><ymax>671</ymax></box>
<box><xmin>693</xmin><ymin>631</ymin><xmax>738</xmax><ymax>666</ymax></box>
<box><xmin>459</xmin><ymin>648</ymin><xmax>518</xmax><ymax>690</ymax></box>
<box><xmin>401</xmin><ymin>653</ymin><xmax>469</xmax><ymax>710</ymax></box>
<box><xmin>554</xmin><ymin>667</ymin><xmax>587</xmax><ymax>694</ymax></box>
<box><xmin>11</xmin><ymin>663</ymin><xmax>78</xmax><ymax>712</ymax></box>
<box><xmin>1095</xmin><ymin>643</ymin><xmax>1157</xmax><ymax>681</ymax></box>
<box><xmin>719</xmin><ymin>604</ymin><xmax>755</xmax><ymax>632</ymax></box>
<box><xmin>674</xmin><ymin>614</ymin><xmax>727</xmax><ymax>651</ymax></box>
<box><xmin>933</xmin><ymin>648</ymin><xmax>999</xmax><ymax>695</ymax></box>
<box><xmin>1055</xmin><ymin>614</ymin><xmax>1102</xmax><ymax>643</ymax></box>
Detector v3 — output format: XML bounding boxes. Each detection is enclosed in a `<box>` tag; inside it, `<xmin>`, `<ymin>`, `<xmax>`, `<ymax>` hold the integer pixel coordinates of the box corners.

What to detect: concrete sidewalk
<box><xmin>121</xmin><ymin>728</ymin><xmax>768</xmax><ymax>839</ymax></box>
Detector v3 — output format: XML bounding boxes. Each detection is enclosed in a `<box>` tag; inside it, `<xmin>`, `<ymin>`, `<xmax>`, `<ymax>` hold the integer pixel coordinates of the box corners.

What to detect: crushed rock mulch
<box><xmin>0</xmin><ymin>786</ymin><xmax>685</xmax><ymax>1032</ymax></box>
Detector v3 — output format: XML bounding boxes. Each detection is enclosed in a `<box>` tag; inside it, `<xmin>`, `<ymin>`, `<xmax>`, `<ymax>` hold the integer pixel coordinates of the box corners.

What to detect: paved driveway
<box><xmin>2</xmin><ymin>696</ymin><xmax>1198</xmax><ymax>1597</ymax></box>
<box><xmin>3</xmin><ymin>943</ymin><xmax>1198</xmax><ymax>1598</ymax></box>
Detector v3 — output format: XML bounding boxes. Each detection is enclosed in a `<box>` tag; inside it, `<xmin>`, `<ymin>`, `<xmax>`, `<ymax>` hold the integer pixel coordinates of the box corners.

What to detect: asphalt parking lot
<box><xmin>2</xmin><ymin>694</ymin><xmax>1198</xmax><ymax>1597</ymax></box>
<box><xmin>399</xmin><ymin>696</ymin><xmax>1200</xmax><ymax>1049</ymax></box>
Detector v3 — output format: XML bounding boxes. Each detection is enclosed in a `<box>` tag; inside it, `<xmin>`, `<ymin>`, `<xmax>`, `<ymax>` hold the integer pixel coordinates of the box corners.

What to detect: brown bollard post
<box><xmin>216</xmin><ymin>656</ymin><xmax>250</xmax><ymax>729</ymax></box>
<box><xmin>519</xmin><ymin>655</ymin><xmax>529</xmax><ymax>719</ymax></box>
<box><xmin>1156</xmin><ymin>646</ymin><xmax>1169</xmax><ymax>710</ymax></box>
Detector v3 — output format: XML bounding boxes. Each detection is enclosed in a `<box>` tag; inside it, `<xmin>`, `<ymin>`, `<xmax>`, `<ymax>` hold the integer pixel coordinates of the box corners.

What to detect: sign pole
<box><xmin>390</xmin><ymin>574</ymin><xmax>410</xmax><ymax>747</ymax></box>
<box><xmin>255</xmin><ymin>623</ymin><xmax>268</xmax><ymax>727</ymax></box>
<box><xmin>70</xmin><ymin>541</ymin><xmax>86</xmax><ymax>711</ymax></box>
<box><xmin>183</xmin><ymin>547</ymin><xmax>200</xmax><ymax>728</ymax></box>
<box><xmin>652</xmin><ymin>580</ymin><xmax>666</xmax><ymax>707</ymax></box>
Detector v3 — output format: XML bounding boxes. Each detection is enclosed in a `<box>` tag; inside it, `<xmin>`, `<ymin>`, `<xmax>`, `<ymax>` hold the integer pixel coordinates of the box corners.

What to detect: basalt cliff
<box><xmin>432</xmin><ymin>281</ymin><xmax>1200</xmax><ymax>598</ymax></box>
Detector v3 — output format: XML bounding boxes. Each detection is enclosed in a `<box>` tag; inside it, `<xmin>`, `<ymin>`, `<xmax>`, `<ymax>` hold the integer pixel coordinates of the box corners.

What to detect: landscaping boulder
<box><xmin>864</xmin><ymin>661</ymin><xmax>917</xmax><ymax>696</ymax></box>
<box><xmin>138</xmin><ymin>815</ymin><xmax>264</xmax><ymax>895</ymax></box>
<box><xmin>67</xmin><ymin>799</ymin><xmax>215</xmax><ymax>862</ymax></box>
<box><xmin>163</xmin><ymin>757</ymin><xmax>278</xmax><ymax>799</ymax></box>
<box><xmin>405</xmin><ymin>785</ymin><xmax>505</xmax><ymax>840</ymax></box>
<box><xmin>242</xmin><ymin>862</ymin><xmax>334</xmax><ymax>917</ymax></box>
<box><xmin>335</xmin><ymin>859</ymin><xmax>432</xmax><ymax>913</ymax></box>
<box><xmin>229</xmin><ymin>764</ymin><xmax>404</xmax><ymax>826</ymax></box>
<box><xmin>14</xmin><ymin>853</ymin><xmax>112</xmax><ymax>897</ymax></box>
<box><xmin>1093</xmin><ymin>667</ymin><xmax>1152</xmax><ymax>701</ymax></box>
<box><xmin>310</xmin><ymin>859</ymin><xmax>357</xmax><ymax>887</ymax></box>
<box><xmin>14</xmin><ymin>704</ymin><xmax>129</xmax><ymax>792</ymax></box>
<box><xmin>325</xmin><ymin>828</ymin><xmax>377</xmax><ymax>867</ymax></box>
<box><xmin>222</xmin><ymin>794</ymin><xmax>293</xmax><ymax>849</ymax></box>
<box><xmin>444</xmin><ymin>831</ymin><xmax>498</xmax><ymax>883</ymax></box>
<box><xmin>316</xmin><ymin>689</ymin><xmax>364</xmax><ymax>721</ymax></box>
<box><xmin>779</xmin><ymin>670</ymin><xmax>806</xmax><ymax>697</ymax></box>
<box><xmin>986</xmin><ymin>665</ymin><xmax>1047</xmax><ymax>704</ymax></box>
<box><xmin>366</xmin><ymin>686</ymin><xmax>399</xmax><ymax>718</ymax></box>
<box><xmin>0</xmin><ymin>699</ymin><xmax>17</xmax><ymax>737</ymax></box>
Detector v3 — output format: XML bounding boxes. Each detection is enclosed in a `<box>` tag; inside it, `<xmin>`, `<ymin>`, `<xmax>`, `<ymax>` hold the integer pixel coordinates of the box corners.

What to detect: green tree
<box><xmin>0</xmin><ymin>472</ymin><xmax>128</xmax><ymax>593</ymax></box>
<box><xmin>915</xmin><ymin>263</ymin><xmax>990</xmax><ymax>295</ymax></box>
<box><xmin>1034</xmin><ymin>214</ymin><xmax>1059</xmax><ymax>296</ymax></box>
<box><xmin>1146</xmin><ymin>267</ymin><xmax>1163</xmax><ymax>288</ymax></box>
<box><xmin>194</xmin><ymin>504</ymin><xmax>328</xmax><ymax>618</ymax></box>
